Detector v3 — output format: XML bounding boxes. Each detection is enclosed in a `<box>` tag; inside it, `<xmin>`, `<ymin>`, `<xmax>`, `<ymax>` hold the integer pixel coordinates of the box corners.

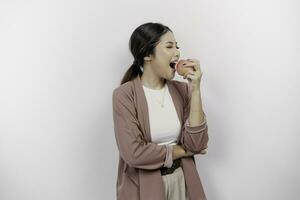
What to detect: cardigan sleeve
<box><xmin>112</xmin><ymin>88</ymin><xmax>173</xmax><ymax>170</ymax></box>
<box><xmin>180</xmin><ymin>82</ymin><xmax>209</xmax><ymax>154</ymax></box>
<box><xmin>163</xmin><ymin>144</ymin><xmax>173</xmax><ymax>168</ymax></box>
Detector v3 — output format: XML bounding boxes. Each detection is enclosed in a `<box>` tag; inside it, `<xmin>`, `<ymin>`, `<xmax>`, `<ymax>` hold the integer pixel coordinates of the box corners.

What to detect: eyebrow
<box><xmin>165</xmin><ymin>41</ymin><xmax>178</xmax><ymax>44</ymax></box>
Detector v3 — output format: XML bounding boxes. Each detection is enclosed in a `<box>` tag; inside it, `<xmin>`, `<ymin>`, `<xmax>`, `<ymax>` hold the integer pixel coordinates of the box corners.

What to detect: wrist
<box><xmin>189</xmin><ymin>81</ymin><xmax>200</xmax><ymax>91</ymax></box>
<box><xmin>172</xmin><ymin>145</ymin><xmax>186</xmax><ymax>160</ymax></box>
<box><xmin>191</xmin><ymin>89</ymin><xmax>200</xmax><ymax>95</ymax></box>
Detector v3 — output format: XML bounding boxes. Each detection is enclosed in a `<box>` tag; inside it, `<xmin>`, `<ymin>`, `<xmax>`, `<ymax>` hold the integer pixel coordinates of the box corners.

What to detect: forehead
<box><xmin>159</xmin><ymin>31</ymin><xmax>177</xmax><ymax>44</ymax></box>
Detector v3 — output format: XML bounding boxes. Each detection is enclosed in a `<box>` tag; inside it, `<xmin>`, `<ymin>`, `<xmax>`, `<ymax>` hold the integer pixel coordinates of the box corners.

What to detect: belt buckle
<box><xmin>160</xmin><ymin>159</ymin><xmax>181</xmax><ymax>176</ymax></box>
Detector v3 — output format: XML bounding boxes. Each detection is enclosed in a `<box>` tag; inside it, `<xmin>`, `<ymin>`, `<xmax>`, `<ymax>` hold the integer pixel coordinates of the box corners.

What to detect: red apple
<box><xmin>176</xmin><ymin>59</ymin><xmax>195</xmax><ymax>76</ymax></box>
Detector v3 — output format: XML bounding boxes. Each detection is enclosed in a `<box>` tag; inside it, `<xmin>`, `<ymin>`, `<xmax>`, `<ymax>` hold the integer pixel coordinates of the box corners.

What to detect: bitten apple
<box><xmin>175</xmin><ymin>59</ymin><xmax>195</xmax><ymax>76</ymax></box>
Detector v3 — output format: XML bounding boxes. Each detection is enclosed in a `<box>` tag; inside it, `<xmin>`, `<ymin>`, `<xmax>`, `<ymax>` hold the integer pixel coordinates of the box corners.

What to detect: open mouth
<box><xmin>169</xmin><ymin>62</ymin><xmax>177</xmax><ymax>70</ymax></box>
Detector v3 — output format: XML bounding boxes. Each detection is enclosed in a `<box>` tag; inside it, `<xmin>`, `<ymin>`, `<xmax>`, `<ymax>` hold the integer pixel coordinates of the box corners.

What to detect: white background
<box><xmin>0</xmin><ymin>0</ymin><xmax>299</xmax><ymax>199</ymax></box>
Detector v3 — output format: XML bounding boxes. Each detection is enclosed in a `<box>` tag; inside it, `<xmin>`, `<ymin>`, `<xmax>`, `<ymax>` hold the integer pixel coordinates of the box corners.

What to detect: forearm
<box><xmin>172</xmin><ymin>145</ymin><xmax>186</xmax><ymax>160</ymax></box>
<box><xmin>180</xmin><ymin>84</ymin><xmax>209</xmax><ymax>153</ymax></box>
<box><xmin>188</xmin><ymin>87</ymin><xmax>205</xmax><ymax>126</ymax></box>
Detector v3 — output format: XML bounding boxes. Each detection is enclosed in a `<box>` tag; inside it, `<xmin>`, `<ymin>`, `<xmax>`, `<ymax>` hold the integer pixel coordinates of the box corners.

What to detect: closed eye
<box><xmin>167</xmin><ymin>46</ymin><xmax>180</xmax><ymax>49</ymax></box>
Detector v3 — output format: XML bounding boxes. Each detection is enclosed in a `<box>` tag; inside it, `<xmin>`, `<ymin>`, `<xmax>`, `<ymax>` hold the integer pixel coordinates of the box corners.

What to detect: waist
<box><xmin>160</xmin><ymin>158</ymin><xmax>182</xmax><ymax>176</ymax></box>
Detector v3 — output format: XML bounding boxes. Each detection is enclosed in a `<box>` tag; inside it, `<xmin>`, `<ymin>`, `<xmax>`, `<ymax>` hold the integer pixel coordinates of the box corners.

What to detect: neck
<box><xmin>141</xmin><ymin>74</ymin><xmax>166</xmax><ymax>90</ymax></box>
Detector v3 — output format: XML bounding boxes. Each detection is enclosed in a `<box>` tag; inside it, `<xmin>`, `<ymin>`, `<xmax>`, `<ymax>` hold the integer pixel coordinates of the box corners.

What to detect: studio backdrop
<box><xmin>0</xmin><ymin>0</ymin><xmax>299</xmax><ymax>200</ymax></box>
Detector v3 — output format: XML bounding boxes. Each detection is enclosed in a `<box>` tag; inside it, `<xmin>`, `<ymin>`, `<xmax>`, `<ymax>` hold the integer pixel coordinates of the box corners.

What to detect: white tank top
<box><xmin>142</xmin><ymin>83</ymin><xmax>181</xmax><ymax>146</ymax></box>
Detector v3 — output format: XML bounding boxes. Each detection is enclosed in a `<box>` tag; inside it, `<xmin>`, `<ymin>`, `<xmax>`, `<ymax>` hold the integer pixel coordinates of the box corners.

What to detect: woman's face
<box><xmin>148</xmin><ymin>31</ymin><xmax>181</xmax><ymax>79</ymax></box>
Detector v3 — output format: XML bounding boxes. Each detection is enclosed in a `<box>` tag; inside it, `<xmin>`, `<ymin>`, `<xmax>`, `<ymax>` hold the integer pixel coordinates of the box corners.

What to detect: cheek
<box><xmin>161</xmin><ymin>49</ymin><xmax>172</xmax><ymax>56</ymax></box>
<box><xmin>156</xmin><ymin>48</ymin><xmax>171</xmax><ymax>58</ymax></box>
<box><xmin>152</xmin><ymin>49</ymin><xmax>171</xmax><ymax>69</ymax></box>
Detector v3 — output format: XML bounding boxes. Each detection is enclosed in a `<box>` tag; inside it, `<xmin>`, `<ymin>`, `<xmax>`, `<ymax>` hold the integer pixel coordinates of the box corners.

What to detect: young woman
<box><xmin>112</xmin><ymin>22</ymin><xmax>209</xmax><ymax>200</ymax></box>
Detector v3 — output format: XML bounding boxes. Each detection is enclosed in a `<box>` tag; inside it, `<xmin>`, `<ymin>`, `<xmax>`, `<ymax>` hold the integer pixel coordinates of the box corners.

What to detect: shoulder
<box><xmin>112</xmin><ymin>81</ymin><xmax>137</xmax><ymax>115</ymax></box>
<box><xmin>112</xmin><ymin>81</ymin><xmax>135</xmax><ymax>102</ymax></box>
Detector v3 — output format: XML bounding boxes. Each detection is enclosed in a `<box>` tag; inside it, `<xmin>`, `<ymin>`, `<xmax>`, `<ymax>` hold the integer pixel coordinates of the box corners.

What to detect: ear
<box><xmin>143</xmin><ymin>54</ymin><xmax>153</xmax><ymax>62</ymax></box>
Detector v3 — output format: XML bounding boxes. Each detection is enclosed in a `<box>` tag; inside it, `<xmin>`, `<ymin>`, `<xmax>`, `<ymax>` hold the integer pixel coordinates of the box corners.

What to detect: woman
<box><xmin>112</xmin><ymin>22</ymin><xmax>209</xmax><ymax>200</ymax></box>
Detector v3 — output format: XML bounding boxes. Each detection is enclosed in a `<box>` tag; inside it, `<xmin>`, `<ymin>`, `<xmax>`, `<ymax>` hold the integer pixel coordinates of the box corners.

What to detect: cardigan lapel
<box><xmin>133</xmin><ymin>74</ymin><xmax>184</xmax><ymax>143</ymax></box>
<box><xmin>132</xmin><ymin>74</ymin><xmax>152</xmax><ymax>142</ymax></box>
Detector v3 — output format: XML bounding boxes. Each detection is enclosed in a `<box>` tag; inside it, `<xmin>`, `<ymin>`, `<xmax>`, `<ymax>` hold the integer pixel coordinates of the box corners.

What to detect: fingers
<box><xmin>184</xmin><ymin>73</ymin><xmax>197</xmax><ymax>82</ymax></box>
<box><xmin>183</xmin><ymin>70</ymin><xmax>195</xmax><ymax>79</ymax></box>
<box><xmin>183</xmin><ymin>63</ymin><xmax>198</xmax><ymax>72</ymax></box>
<box><xmin>186</xmin><ymin>59</ymin><xmax>200</xmax><ymax>67</ymax></box>
<box><xmin>184</xmin><ymin>149</ymin><xmax>207</xmax><ymax>156</ymax></box>
<box><xmin>185</xmin><ymin>59</ymin><xmax>200</xmax><ymax>71</ymax></box>
<box><xmin>187</xmin><ymin>58</ymin><xmax>200</xmax><ymax>64</ymax></box>
<box><xmin>200</xmin><ymin>145</ymin><xmax>208</xmax><ymax>154</ymax></box>
<box><xmin>199</xmin><ymin>149</ymin><xmax>207</xmax><ymax>154</ymax></box>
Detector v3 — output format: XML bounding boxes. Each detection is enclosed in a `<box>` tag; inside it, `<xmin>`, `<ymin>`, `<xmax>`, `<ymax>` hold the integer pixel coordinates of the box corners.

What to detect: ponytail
<box><xmin>120</xmin><ymin>61</ymin><xmax>143</xmax><ymax>85</ymax></box>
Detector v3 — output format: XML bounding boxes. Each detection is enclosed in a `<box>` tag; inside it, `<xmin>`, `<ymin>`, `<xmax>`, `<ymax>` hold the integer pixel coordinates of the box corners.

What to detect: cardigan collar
<box><xmin>132</xmin><ymin>74</ymin><xmax>184</xmax><ymax>143</ymax></box>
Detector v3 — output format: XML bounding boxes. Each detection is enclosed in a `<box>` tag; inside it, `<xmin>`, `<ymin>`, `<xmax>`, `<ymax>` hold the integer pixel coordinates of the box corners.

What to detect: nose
<box><xmin>174</xmin><ymin>48</ymin><xmax>180</xmax><ymax>59</ymax></box>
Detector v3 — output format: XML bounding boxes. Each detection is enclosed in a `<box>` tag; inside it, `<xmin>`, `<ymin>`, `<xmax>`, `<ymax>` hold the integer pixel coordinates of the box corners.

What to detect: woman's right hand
<box><xmin>172</xmin><ymin>145</ymin><xmax>186</xmax><ymax>160</ymax></box>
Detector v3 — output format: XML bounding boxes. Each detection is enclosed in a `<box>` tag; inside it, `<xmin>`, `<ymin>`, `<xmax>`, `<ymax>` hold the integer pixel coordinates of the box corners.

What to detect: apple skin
<box><xmin>175</xmin><ymin>59</ymin><xmax>195</xmax><ymax>76</ymax></box>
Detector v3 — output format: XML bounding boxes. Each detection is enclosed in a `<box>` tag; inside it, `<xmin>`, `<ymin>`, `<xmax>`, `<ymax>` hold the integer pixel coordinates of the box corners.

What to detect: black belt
<box><xmin>160</xmin><ymin>159</ymin><xmax>182</xmax><ymax>176</ymax></box>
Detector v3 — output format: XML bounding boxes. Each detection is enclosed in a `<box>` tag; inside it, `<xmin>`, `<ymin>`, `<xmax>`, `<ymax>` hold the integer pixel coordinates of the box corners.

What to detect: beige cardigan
<box><xmin>112</xmin><ymin>74</ymin><xmax>209</xmax><ymax>200</ymax></box>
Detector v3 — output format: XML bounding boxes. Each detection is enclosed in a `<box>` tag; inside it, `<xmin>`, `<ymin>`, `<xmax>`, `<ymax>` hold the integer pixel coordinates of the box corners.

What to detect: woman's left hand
<box><xmin>182</xmin><ymin>58</ymin><xmax>203</xmax><ymax>89</ymax></box>
<box><xmin>183</xmin><ymin>145</ymin><xmax>208</xmax><ymax>157</ymax></box>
